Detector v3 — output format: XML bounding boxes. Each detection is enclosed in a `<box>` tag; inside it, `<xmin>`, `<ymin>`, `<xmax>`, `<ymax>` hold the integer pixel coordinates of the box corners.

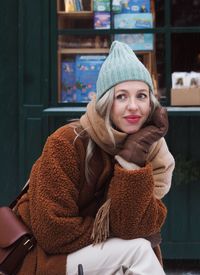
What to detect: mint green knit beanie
<box><xmin>96</xmin><ymin>41</ymin><xmax>154</xmax><ymax>101</ymax></box>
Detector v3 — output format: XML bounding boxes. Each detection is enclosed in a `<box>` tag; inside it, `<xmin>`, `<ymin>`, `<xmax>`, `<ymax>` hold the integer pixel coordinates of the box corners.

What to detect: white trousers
<box><xmin>66</xmin><ymin>238</ymin><xmax>166</xmax><ymax>275</ymax></box>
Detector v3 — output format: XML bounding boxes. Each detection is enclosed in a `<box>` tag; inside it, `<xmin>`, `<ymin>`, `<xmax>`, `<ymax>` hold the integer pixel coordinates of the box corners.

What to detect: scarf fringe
<box><xmin>91</xmin><ymin>198</ymin><xmax>111</xmax><ymax>245</ymax></box>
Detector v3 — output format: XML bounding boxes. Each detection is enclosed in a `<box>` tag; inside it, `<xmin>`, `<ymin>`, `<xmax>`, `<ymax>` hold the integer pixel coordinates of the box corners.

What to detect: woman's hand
<box><xmin>115</xmin><ymin>155</ymin><xmax>140</xmax><ymax>170</ymax></box>
<box><xmin>118</xmin><ymin>106</ymin><xmax>168</xmax><ymax>166</ymax></box>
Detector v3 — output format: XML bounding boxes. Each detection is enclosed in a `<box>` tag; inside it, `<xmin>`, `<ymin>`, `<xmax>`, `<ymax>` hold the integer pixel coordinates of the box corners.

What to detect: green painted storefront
<box><xmin>1</xmin><ymin>0</ymin><xmax>200</xmax><ymax>259</ymax></box>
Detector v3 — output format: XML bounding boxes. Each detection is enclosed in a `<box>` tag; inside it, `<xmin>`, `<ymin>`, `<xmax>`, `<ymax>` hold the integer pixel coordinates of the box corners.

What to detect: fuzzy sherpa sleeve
<box><xmin>107</xmin><ymin>163</ymin><xmax>167</xmax><ymax>239</ymax></box>
<box><xmin>24</xmin><ymin>127</ymin><xmax>94</xmax><ymax>255</ymax></box>
<box><xmin>147</xmin><ymin>138</ymin><xmax>175</xmax><ymax>199</ymax></box>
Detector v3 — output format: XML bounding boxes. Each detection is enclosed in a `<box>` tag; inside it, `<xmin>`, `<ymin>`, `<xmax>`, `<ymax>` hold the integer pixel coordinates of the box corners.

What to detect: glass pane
<box><xmin>172</xmin><ymin>0</ymin><xmax>200</xmax><ymax>27</ymax></box>
<box><xmin>154</xmin><ymin>33</ymin><xmax>166</xmax><ymax>102</ymax></box>
<box><xmin>155</xmin><ymin>0</ymin><xmax>165</xmax><ymax>27</ymax></box>
<box><xmin>171</xmin><ymin>33</ymin><xmax>200</xmax><ymax>106</ymax></box>
<box><xmin>172</xmin><ymin>33</ymin><xmax>200</xmax><ymax>72</ymax></box>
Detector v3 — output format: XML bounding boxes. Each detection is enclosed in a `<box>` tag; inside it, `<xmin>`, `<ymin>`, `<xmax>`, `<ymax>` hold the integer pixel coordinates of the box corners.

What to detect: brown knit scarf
<box><xmin>80</xmin><ymin>98</ymin><xmax>128</xmax><ymax>245</ymax></box>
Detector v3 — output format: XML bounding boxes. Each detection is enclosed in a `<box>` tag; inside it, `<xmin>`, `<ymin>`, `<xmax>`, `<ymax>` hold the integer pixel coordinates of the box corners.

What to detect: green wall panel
<box><xmin>23</xmin><ymin>116</ymin><xmax>44</xmax><ymax>183</ymax></box>
<box><xmin>22</xmin><ymin>0</ymin><xmax>49</xmax><ymax>105</ymax></box>
<box><xmin>0</xmin><ymin>0</ymin><xmax>50</xmax><ymax>205</ymax></box>
<box><xmin>0</xmin><ymin>0</ymin><xmax>19</xmax><ymax>206</ymax></box>
<box><xmin>162</xmin><ymin>117</ymin><xmax>200</xmax><ymax>259</ymax></box>
<box><xmin>18</xmin><ymin>0</ymin><xmax>50</xmax><ymax>187</ymax></box>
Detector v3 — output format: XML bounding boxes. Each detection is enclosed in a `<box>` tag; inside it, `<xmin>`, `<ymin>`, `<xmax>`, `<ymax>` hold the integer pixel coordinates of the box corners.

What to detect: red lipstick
<box><xmin>124</xmin><ymin>115</ymin><xmax>141</xmax><ymax>123</ymax></box>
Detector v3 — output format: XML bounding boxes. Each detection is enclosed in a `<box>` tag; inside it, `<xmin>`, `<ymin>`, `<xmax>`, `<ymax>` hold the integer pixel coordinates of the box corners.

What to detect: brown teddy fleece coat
<box><xmin>16</xmin><ymin>122</ymin><xmax>174</xmax><ymax>275</ymax></box>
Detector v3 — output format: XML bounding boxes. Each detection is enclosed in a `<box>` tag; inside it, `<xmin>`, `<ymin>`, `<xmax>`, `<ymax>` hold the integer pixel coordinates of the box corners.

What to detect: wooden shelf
<box><xmin>57</xmin><ymin>11</ymin><xmax>93</xmax><ymax>19</ymax></box>
<box><xmin>58</xmin><ymin>48</ymin><xmax>109</xmax><ymax>54</ymax></box>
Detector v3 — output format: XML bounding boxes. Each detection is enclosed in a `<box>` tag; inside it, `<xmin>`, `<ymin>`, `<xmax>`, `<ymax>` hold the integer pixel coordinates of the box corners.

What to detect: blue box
<box><xmin>114</xmin><ymin>33</ymin><xmax>153</xmax><ymax>51</ymax></box>
<box><xmin>75</xmin><ymin>55</ymin><xmax>106</xmax><ymax>102</ymax></box>
<box><xmin>114</xmin><ymin>13</ymin><xmax>153</xmax><ymax>29</ymax></box>
<box><xmin>61</xmin><ymin>61</ymin><xmax>77</xmax><ymax>102</ymax></box>
<box><xmin>94</xmin><ymin>12</ymin><xmax>111</xmax><ymax>29</ymax></box>
<box><xmin>121</xmin><ymin>0</ymin><xmax>150</xmax><ymax>13</ymax></box>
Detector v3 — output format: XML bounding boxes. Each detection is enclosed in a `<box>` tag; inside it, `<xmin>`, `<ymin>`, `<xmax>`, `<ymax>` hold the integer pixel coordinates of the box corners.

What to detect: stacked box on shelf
<box><xmin>61</xmin><ymin>56</ymin><xmax>106</xmax><ymax>103</ymax></box>
<box><xmin>93</xmin><ymin>0</ymin><xmax>110</xmax><ymax>29</ymax></box>
<box><xmin>113</xmin><ymin>0</ymin><xmax>153</xmax><ymax>51</ymax></box>
<box><xmin>61</xmin><ymin>60</ymin><xmax>77</xmax><ymax>102</ymax></box>
<box><xmin>171</xmin><ymin>71</ymin><xmax>200</xmax><ymax>106</ymax></box>
<box><xmin>93</xmin><ymin>0</ymin><xmax>110</xmax><ymax>11</ymax></box>
<box><xmin>114</xmin><ymin>12</ymin><xmax>153</xmax><ymax>51</ymax></box>
<box><xmin>120</xmin><ymin>0</ymin><xmax>151</xmax><ymax>13</ymax></box>
<box><xmin>75</xmin><ymin>55</ymin><xmax>106</xmax><ymax>102</ymax></box>
<box><xmin>114</xmin><ymin>12</ymin><xmax>153</xmax><ymax>28</ymax></box>
<box><xmin>94</xmin><ymin>12</ymin><xmax>111</xmax><ymax>29</ymax></box>
<box><xmin>114</xmin><ymin>33</ymin><xmax>153</xmax><ymax>51</ymax></box>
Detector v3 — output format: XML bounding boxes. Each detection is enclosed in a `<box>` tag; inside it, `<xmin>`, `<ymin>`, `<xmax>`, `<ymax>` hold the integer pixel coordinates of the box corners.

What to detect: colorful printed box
<box><xmin>121</xmin><ymin>0</ymin><xmax>150</xmax><ymax>13</ymax></box>
<box><xmin>61</xmin><ymin>61</ymin><xmax>77</xmax><ymax>102</ymax></box>
<box><xmin>75</xmin><ymin>55</ymin><xmax>106</xmax><ymax>102</ymax></box>
<box><xmin>94</xmin><ymin>12</ymin><xmax>111</xmax><ymax>29</ymax></box>
<box><xmin>114</xmin><ymin>13</ymin><xmax>153</xmax><ymax>29</ymax></box>
<box><xmin>112</xmin><ymin>0</ymin><xmax>122</xmax><ymax>13</ymax></box>
<box><xmin>114</xmin><ymin>33</ymin><xmax>153</xmax><ymax>51</ymax></box>
<box><xmin>93</xmin><ymin>0</ymin><xmax>110</xmax><ymax>11</ymax></box>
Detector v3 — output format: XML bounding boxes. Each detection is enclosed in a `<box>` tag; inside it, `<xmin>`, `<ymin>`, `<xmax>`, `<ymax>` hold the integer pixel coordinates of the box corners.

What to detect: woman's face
<box><xmin>111</xmin><ymin>80</ymin><xmax>151</xmax><ymax>134</ymax></box>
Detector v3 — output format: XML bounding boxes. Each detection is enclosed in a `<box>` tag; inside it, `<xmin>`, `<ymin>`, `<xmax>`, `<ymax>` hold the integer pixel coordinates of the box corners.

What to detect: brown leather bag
<box><xmin>0</xmin><ymin>184</ymin><xmax>36</xmax><ymax>275</ymax></box>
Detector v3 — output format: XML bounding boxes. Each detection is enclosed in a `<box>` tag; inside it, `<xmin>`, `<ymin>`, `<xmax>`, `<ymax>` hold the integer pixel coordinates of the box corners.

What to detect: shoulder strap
<box><xmin>9</xmin><ymin>179</ymin><xmax>30</xmax><ymax>209</ymax></box>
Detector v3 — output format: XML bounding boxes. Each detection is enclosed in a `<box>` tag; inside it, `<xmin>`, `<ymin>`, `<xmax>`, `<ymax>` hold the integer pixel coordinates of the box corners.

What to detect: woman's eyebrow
<box><xmin>137</xmin><ymin>89</ymin><xmax>149</xmax><ymax>93</ymax></box>
<box><xmin>115</xmin><ymin>89</ymin><xmax>128</xmax><ymax>93</ymax></box>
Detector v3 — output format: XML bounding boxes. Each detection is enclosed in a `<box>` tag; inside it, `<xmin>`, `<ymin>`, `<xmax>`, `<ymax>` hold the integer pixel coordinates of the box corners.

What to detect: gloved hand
<box><xmin>118</xmin><ymin>106</ymin><xmax>168</xmax><ymax>167</ymax></box>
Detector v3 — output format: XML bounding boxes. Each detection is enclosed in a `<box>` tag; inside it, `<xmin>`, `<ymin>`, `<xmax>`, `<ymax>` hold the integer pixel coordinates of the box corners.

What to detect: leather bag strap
<box><xmin>9</xmin><ymin>180</ymin><xmax>30</xmax><ymax>209</ymax></box>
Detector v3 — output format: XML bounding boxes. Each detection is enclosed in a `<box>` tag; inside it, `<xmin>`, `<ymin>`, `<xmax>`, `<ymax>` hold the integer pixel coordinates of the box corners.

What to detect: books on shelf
<box><xmin>64</xmin><ymin>0</ymin><xmax>83</xmax><ymax>12</ymax></box>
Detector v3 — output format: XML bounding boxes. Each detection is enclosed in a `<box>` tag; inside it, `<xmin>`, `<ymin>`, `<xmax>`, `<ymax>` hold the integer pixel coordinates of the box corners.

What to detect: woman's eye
<box><xmin>116</xmin><ymin>94</ymin><xmax>127</xmax><ymax>101</ymax></box>
<box><xmin>138</xmin><ymin>93</ymin><xmax>148</xmax><ymax>99</ymax></box>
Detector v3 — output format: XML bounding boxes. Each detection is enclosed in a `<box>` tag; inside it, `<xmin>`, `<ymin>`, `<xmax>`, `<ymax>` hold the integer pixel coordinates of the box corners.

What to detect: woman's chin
<box><xmin>122</xmin><ymin>127</ymin><xmax>139</xmax><ymax>134</ymax></box>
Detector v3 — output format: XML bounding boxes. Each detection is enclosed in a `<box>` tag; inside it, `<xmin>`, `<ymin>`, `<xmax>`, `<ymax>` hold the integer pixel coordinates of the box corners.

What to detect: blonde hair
<box><xmin>84</xmin><ymin>88</ymin><xmax>160</xmax><ymax>184</ymax></box>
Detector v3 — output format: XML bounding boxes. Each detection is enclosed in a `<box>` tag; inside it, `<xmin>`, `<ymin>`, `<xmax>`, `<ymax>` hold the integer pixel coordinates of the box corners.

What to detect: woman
<box><xmin>16</xmin><ymin>41</ymin><xmax>175</xmax><ymax>274</ymax></box>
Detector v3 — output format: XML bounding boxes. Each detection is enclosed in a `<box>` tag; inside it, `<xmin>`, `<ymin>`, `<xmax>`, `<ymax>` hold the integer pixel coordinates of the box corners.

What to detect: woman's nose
<box><xmin>127</xmin><ymin>98</ymin><xmax>138</xmax><ymax>110</ymax></box>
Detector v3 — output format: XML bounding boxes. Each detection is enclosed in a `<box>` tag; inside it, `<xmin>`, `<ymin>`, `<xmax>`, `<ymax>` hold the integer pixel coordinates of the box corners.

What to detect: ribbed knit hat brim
<box><xmin>96</xmin><ymin>41</ymin><xmax>154</xmax><ymax>100</ymax></box>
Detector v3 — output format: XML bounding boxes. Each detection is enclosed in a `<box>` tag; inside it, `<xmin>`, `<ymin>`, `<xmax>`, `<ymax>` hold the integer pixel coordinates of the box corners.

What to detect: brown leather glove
<box><xmin>118</xmin><ymin>106</ymin><xmax>169</xmax><ymax>166</ymax></box>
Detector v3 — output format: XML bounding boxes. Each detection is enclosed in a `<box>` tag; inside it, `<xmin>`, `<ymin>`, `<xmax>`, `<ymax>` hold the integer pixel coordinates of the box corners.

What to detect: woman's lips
<box><xmin>124</xmin><ymin>115</ymin><xmax>141</xmax><ymax>123</ymax></box>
